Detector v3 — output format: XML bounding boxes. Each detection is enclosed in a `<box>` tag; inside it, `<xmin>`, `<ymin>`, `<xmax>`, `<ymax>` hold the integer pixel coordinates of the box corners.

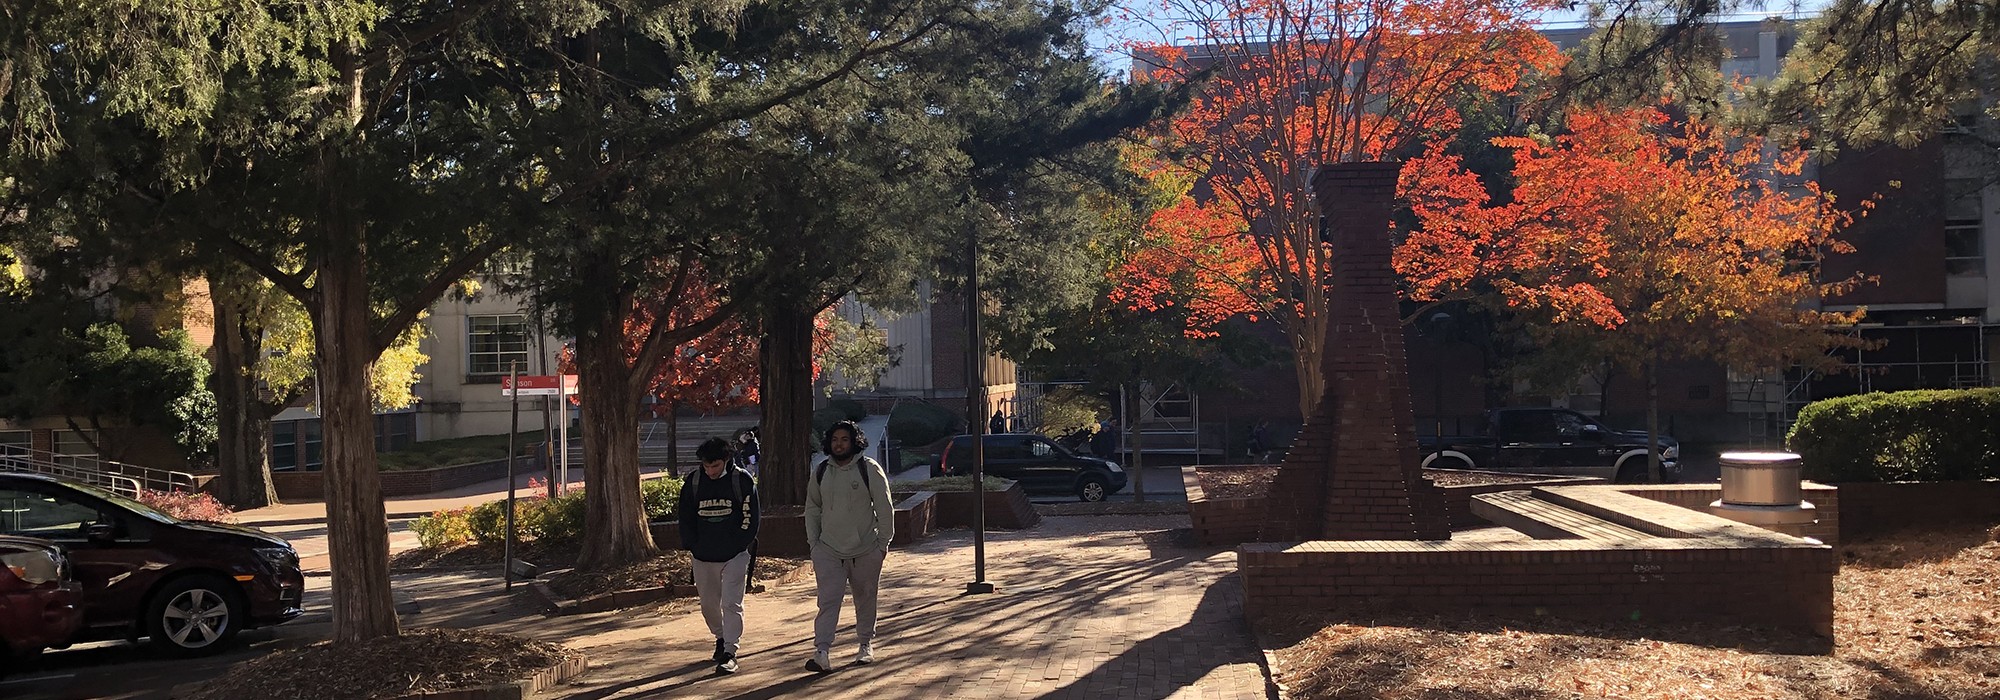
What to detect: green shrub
<box><xmin>411</xmin><ymin>507</ymin><xmax>475</xmax><ymax>548</ymax></box>
<box><xmin>810</xmin><ymin>406</ymin><xmax>850</xmax><ymax>446</ymax></box>
<box><xmin>1788</xmin><ymin>388</ymin><xmax>2000</xmax><ymax>482</ymax></box>
<box><xmin>642</xmin><ymin>477</ymin><xmax>683</xmax><ymax>522</ymax></box>
<box><xmin>1035</xmin><ymin>387</ymin><xmax>1108</xmax><ymax>438</ymax></box>
<box><xmin>466</xmin><ymin>500</ymin><xmax>507</xmax><ymax>545</ymax></box>
<box><xmin>829</xmin><ymin>398</ymin><xmax>869</xmax><ymax>422</ymax></box>
<box><xmin>526</xmin><ymin>491</ymin><xmax>586</xmax><ymax>542</ymax></box>
<box><xmin>887</xmin><ymin>401</ymin><xmax>959</xmax><ymax>448</ymax></box>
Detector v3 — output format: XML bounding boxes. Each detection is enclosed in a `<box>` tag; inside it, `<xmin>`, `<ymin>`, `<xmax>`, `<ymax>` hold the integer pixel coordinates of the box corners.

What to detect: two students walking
<box><xmin>674</xmin><ymin>420</ymin><xmax>894</xmax><ymax>676</ymax></box>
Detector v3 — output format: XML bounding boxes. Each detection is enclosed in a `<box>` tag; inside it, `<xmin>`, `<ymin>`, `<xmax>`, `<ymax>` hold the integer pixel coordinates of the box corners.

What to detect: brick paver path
<box><xmin>542</xmin><ymin>514</ymin><xmax>1270</xmax><ymax>700</ymax></box>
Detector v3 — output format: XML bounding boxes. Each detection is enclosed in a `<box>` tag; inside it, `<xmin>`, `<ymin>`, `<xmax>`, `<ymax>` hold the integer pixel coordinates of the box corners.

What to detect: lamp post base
<box><xmin>964</xmin><ymin>581</ymin><xmax>997</xmax><ymax>595</ymax></box>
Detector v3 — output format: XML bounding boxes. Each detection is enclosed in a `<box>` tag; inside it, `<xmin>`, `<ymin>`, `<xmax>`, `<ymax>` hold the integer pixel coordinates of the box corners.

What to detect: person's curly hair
<box><xmin>820</xmin><ymin>420</ymin><xmax>868</xmax><ymax>456</ymax></box>
<box><xmin>696</xmin><ymin>436</ymin><xmax>735</xmax><ymax>464</ymax></box>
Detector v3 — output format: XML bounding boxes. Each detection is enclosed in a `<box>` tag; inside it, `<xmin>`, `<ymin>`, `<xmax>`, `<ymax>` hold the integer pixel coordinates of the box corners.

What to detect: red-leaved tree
<box><xmin>1398</xmin><ymin>105</ymin><xmax>1871</xmax><ymax>479</ymax></box>
<box><xmin>1126</xmin><ymin>0</ymin><xmax>1566</xmax><ymax>415</ymax></box>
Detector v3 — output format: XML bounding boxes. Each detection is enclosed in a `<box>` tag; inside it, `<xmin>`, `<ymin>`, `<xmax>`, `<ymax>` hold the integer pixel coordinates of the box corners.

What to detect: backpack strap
<box><xmin>814</xmin><ymin>456</ymin><xmax>873</xmax><ymax>492</ymax></box>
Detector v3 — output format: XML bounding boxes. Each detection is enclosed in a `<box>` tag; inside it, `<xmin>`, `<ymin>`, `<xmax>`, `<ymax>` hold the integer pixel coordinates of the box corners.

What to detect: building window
<box><xmin>302</xmin><ymin>421</ymin><xmax>323</xmax><ymax>470</ymax></box>
<box><xmin>272</xmin><ymin>422</ymin><xmax>298</xmax><ymax>472</ymax></box>
<box><xmin>467</xmin><ymin>315</ymin><xmax>531</xmax><ymax>377</ymax></box>
<box><xmin>0</xmin><ymin>431</ymin><xmax>28</xmax><ymax>449</ymax></box>
<box><xmin>377</xmin><ymin>412</ymin><xmax>415</xmax><ymax>453</ymax></box>
<box><xmin>54</xmin><ymin>430</ymin><xmax>97</xmax><ymax>457</ymax></box>
<box><xmin>1946</xmin><ymin>178</ymin><xmax>1985</xmax><ymax>276</ymax></box>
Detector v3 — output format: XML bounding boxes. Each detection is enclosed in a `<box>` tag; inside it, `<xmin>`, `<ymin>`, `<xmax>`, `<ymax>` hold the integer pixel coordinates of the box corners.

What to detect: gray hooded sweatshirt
<box><xmin>805</xmin><ymin>454</ymin><xmax>895</xmax><ymax>558</ymax></box>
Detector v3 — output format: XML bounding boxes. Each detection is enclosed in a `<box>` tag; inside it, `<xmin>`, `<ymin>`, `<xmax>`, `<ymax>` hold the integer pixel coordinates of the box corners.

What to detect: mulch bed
<box><xmin>1419</xmin><ymin>470</ymin><xmax>1549</xmax><ymax>487</ymax></box>
<box><xmin>542</xmin><ymin>551</ymin><xmax>811</xmax><ymax>601</ymax></box>
<box><xmin>179</xmin><ymin>628</ymin><xmax>578</xmax><ymax>700</ymax></box>
<box><xmin>544</xmin><ymin>551</ymin><xmax>694</xmax><ymax>600</ymax></box>
<box><xmin>1262</xmin><ymin>523</ymin><xmax>2000</xmax><ymax>699</ymax></box>
<box><xmin>1196</xmin><ymin>466</ymin><xmax>1279</xmax><ymax>500</ymax></box>
<box><xmin>390</xmin><ymin>540</ymin><xmax>579</xmax><ymax>571</ymax></box>
<box><xmin>1197</xmin><ymin>466</ymin><xmax>1533</xmax><ymax>499</ymax></box>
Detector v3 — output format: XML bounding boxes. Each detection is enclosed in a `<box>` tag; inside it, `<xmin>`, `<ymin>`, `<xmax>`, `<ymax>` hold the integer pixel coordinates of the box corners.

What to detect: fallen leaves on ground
<box><xmin>181</xmin><ymin>628</ymin><xmax>577</xmax><ymax>700</ymax></box>
<box><xmin>1264</xmin><ymin>523</ymin><xmax>2000</xmax><ymax>699</ymax></box>
<box><xmin>1196</xmin><ymin>466</ymin><xmax>1544</xmax><ymax>499</ymax></box>
<box><xmin>542</xmin><ymin>551</ymin><xmax>809</xmax><ymax>601</ymax></box>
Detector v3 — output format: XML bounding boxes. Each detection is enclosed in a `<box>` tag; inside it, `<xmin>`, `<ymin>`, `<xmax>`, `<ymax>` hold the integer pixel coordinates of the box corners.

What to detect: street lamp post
<box><xmin>964</xmin><ymin>224</ymin><xmax>995</xmax><ymax>595</ymax></box>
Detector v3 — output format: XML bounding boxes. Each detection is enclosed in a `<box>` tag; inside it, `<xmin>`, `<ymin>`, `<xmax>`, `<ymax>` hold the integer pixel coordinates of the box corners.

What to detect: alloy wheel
<box><xmin>163</xmin><ymin>588</ymin><xmax>230</xmax><ymax>649</ymax></box>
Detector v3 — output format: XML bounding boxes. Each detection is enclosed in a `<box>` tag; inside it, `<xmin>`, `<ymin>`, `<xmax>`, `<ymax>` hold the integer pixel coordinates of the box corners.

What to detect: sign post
<box><xmin>557</xmin><ymin>373</ymin><xmax>571</xmax><ymax>491</ymax></box>
<box><xmin>502</xmin><ymin>375</ymin><xmax>579</xmax><ymax>495</ymax></box>
<box><xmin>503</xmin><ymin>361</ymin><xmax>521</xmax><ymax>591</ymax></box>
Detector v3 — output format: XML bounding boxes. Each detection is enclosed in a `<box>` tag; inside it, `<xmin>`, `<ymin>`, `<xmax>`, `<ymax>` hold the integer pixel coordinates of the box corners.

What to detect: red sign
<box><xmin>500</xmin><ymin>375</ymin><xmax>579</xmax><ymax>397</ymax></box>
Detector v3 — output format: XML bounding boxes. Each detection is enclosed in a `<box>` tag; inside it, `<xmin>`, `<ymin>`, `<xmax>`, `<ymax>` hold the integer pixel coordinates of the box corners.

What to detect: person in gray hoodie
<box><xmin>803</xmin><ymin>420</ymin><xmax>894</xmax><ymax>673</ymax></box>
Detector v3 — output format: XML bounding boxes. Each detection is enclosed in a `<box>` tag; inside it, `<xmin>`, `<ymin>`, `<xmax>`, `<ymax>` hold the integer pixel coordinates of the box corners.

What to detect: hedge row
<box><xmin>1788</xmin><ymin>388</ymin><xmax>2000</xmax><ymax>482</ymax></box>
<box><xmin>411</xmin><ymin>477</ymin><xmax>683</xmax><ymax>549</ymax></box>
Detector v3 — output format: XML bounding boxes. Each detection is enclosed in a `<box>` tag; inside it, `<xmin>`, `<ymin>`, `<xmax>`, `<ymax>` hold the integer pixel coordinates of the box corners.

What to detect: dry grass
<box><xmin>181</xmin><ymin>628</ymin><xmax>577</xmax><ymax>700</ymax></box>
<box><xmin>1265</xmin><ymin>523</ymin><xmax>2000</xmax><ymax>700</ymax></box>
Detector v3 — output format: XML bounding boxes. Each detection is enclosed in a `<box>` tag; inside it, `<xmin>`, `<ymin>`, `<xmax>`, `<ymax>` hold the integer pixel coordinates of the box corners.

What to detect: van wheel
<box><xmin>147</xmin><ymin>575</ymin><xmax>244</xmax><ymax>656</ymax></box>
<box><xmin>1427</xmin><ymin>454</ymin><xmax>1474</xmax><ymax>471</ymax></box>
<box><xmin>1076</xmin><ymin>475</ymin><xmax>1110</xmax><ymax>503</ymax></box>
<box><xmin>1615</xmin><ymin>461</ymin><xmax>1648</xmax><ymax>484</ymax></box>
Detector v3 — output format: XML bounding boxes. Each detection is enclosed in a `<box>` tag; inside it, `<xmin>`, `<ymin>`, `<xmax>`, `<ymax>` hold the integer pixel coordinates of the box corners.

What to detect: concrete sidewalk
<box><xmin>517</xmin><ymin>514</ymin><xmax>1269</xmax><ymax>699</ymax></box>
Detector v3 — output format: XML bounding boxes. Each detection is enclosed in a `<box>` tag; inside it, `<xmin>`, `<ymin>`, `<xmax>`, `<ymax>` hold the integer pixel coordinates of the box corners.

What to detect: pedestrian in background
<box><xmin>679</xmin><ymin>437</ymin><xmax>760</xmax><ymax>674</ymax></box>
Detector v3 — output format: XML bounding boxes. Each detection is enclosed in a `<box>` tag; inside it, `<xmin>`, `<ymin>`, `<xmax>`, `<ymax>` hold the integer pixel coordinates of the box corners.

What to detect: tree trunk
<box><xmin>759</xmin><ymin>303</ymin><xmax>815</xmax><ymax>507</ymax></box>
<box><xmin>210</xmin><ymin>283</ymin><xmax>279</xmax><ymax>509</ymax></box>
<box><xmin>1292</xmin><ymin>331</ymin><xmax>1325</xmax><ymax>420</ymax></box>
<box><xmin>1127</xmin><ymin>386</ymin><xmax>1146</xmax><ymax>503</ymax></box>
<box><xmin>313</xmin><ymin>237</ymin><xmax>398</xmax><ymax>643</ymax></box>
<box><xmin>1646</xmin><ymin>353</ymin><xmax>1662</xmax><ymax>484</ymax></box>
<box><xmin>575</xmin><ymin>312</ymin><xmax>658</xmax><ymax>570</ymax></box>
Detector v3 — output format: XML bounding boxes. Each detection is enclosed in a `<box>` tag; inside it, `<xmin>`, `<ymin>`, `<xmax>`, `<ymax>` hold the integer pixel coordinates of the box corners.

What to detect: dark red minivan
<box><xmin>0</xmin><ymin>535</ymin><xmax>83</xmax><ymax>659</ymax></box>
<box><xmin>0</xmin><ymin>473</ymin><xmax>303</xmax><ymax>656</ymax></box>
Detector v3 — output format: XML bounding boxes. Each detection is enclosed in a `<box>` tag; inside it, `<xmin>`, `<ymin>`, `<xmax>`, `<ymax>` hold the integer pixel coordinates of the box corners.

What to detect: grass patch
<box><xmin>376</xmin><ymin>429</ymin><xmax>551</xmax><ymax>471</ymax></box>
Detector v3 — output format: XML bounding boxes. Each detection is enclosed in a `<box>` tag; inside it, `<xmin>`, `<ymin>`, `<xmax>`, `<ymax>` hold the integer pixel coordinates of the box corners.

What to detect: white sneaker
<box><xmin>856</xmin><ymin>643</ymin><xmax>875</xmax><ymax>665</ymax></box>
<box><xmin>805</xmin><ymin>651</ymin><xmax>833</xmax><ymax>673</ymax></box>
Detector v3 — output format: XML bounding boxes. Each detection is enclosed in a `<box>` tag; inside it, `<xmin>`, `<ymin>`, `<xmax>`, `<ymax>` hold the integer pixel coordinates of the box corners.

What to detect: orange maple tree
<box><xmin>1398</xmin><ymin>105</ymin><xmax>1871</xmax><ymax>478</ymax></box>
<box><xmin>1126</xmin><ymin>0</ymin><xmax>1566</xmax><ymax>415</ymax></box>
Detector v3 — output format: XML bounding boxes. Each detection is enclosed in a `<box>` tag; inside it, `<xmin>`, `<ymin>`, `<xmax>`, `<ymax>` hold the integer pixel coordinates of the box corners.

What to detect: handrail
<box><xmin>0</xmin><ymin>444</ymin><xmax>196</xmax><ymax>495</ymax></box>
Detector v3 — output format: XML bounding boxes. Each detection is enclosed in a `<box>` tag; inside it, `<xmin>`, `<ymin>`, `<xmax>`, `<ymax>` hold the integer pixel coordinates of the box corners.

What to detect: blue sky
<box><xmin>1084</xmin><ymin>0</ymin><xmax>1836</xmax><ymax>76</ymax></box>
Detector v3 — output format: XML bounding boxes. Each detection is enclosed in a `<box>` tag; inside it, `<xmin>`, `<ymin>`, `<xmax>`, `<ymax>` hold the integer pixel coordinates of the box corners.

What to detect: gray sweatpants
<box><xmin>693</xmin><ymin>550</ymin><xmax>751</xmax><ymax>655</ymax></box>
<box><xmin>812</xmin><ymin>548</ymin><xmax>887</xmax><ymax>655</ymax></box>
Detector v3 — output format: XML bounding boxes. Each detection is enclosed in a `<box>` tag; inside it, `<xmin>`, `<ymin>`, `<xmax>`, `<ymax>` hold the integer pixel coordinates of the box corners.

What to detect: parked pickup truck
<box><xmin>1418</xmin><ymin>408</ymin><xmax>1681</xmax><ymax>483</ymax></box>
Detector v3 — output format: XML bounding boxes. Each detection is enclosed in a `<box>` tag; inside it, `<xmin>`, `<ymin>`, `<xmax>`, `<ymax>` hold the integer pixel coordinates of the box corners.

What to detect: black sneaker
<box><xmin>717</xmin><ymin>654</ymin><xmax>739</xmax><ymax>674</ymax></box>
<box><xmin>713</xmin><ymin>638</ymin><xmax>727</xmax><ymax>663</ymax></box>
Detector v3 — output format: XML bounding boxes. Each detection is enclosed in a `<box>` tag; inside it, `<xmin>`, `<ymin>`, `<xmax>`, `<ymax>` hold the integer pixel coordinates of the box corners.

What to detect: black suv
<box><xmin>0</xmin><ymin>473</ymin><xmax>303</xmax><ymax>655</ymax></box>
<box><xmin>936</xmin><ymin>434</ymin><xmax>1128</xmax><ymax>502</ymax></box>
<box><xmin>1418</xmin><ymin>408</ymin><xmax>1681</xmax><ymax>483</ymax></box>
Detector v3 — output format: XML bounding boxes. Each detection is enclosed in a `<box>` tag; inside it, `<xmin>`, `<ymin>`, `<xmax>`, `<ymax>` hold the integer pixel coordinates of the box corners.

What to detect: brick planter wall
<box><xmin>891</xmin><ymin>491</ymin><xmax>938</xmax><ymax>545</ymax></box>
<box><xmin>1185</xmin><ymin>467</ymin><xmax>1270</xmax><ymax>547</ymax></box>
<box><xmin>1620</xmin><ymin>483</ymin><xmax>1841</xmax><ymax>546</ymax></box>
<box><xmin>270</xmin><ymin>458</ymin><xmax>515</xmax><ymax>501</ymax></box>
<box><xmin>1239</xmin><ymin>538</ymin><xmax>1836</xmax><ymax>637</ymax></box>
<box><xmin>1833</xmin><ymin>480</ymin><xmax>2000</xmax><ymax>538</ymax></box>
<box><xmin>931</xmin><ymin>482</ymin><xmax>1040</xmax><ymax>530</ymax></box>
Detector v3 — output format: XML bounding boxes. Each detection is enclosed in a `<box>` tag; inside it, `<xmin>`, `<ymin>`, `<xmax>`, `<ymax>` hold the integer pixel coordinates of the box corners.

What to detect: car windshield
<box><xmin>62</xmin><ymin>481</ymin><xmax>180</xmax><ymax>525</ymax></box>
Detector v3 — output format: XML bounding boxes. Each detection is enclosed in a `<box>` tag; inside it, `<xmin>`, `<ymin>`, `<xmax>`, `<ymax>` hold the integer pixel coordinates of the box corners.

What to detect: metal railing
<box><xmin>0</xmin><ymin>444</ymin><xmax>197</xmax><ymax>497</ymax></box>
